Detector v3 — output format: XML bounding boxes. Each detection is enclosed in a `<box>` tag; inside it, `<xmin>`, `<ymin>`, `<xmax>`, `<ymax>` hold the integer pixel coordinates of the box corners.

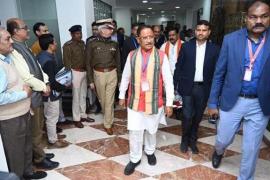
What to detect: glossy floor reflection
<box><xmin>40</xmin><ymin>109</ymin><xmax>270</xmax><ymax>180</ymax></box>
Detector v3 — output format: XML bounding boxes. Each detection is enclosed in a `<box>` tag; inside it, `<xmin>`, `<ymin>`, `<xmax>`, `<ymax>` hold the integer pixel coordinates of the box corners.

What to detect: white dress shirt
<box><xmin>160</xmin><ymin>40</ymin><xmax>183</xmax><ymax>74</ymax></box>
<box><xmin>194</xmin><ymin>41</ymin><xmax>206</xmax><ymax>82</ymax></box>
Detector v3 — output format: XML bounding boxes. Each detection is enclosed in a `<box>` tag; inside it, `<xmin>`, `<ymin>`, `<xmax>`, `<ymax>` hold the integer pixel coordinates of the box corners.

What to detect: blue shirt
<box><xmin>240</xmin><ymin>31</ymin><xmax>266</xmax><ymax>95</ymax></box>
<box><xmin>0</xmin><ymin>54</ymin><xmax>27</xmax><ymax>105</ymax></box>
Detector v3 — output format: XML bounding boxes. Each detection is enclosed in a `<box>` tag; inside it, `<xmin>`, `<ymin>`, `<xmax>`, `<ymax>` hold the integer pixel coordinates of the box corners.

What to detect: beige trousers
<box><xmin>94</xmin><ymin>69</ymin><xmax>117</xmax><ymax>128</ymax></box>
<box><xmin>44</xmin><ymin>99</ymin><xmax>59</xmax><ymax>143</ymax></box>
<box><xmin>71</xmin><ymin>69</ymin><xmax>87</xmax><ymax>122</ymax></box>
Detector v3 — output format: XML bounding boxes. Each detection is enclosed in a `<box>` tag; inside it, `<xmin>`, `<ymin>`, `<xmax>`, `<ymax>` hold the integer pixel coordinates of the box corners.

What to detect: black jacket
<box><xmin>174</xmin><ymin>39</ymin><xmax>220</xmax><ymax>99</ymax></box>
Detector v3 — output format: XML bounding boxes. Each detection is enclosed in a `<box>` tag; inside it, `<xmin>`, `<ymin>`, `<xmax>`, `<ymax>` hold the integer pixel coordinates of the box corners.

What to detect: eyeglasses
<box><xmin>140</xmin><ymin>36</ymin><xmax>154</xmax><ymax>41</ymax></box>
<box><xmin>17</xmin><ymin>25</ymin><xmax>28</xmax><ymax>30</ymax></box>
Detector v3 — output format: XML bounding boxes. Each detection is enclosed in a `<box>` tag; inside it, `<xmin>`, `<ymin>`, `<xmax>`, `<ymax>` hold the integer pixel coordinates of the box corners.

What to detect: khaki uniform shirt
<box><xmin>86</xmin><ymin>37</ymin><xmax>121</xmax><ymax>83</ymax></box>
<box><xmin>63</xmin><ymin>40</ymin><xmax>86</xmax><ymax>70</ymax></box>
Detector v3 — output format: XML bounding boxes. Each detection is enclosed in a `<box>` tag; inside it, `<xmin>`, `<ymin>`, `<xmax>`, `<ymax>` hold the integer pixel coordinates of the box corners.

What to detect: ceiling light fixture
<box><xmin>148</xmin><ymin>7</ymin><xmax>152</xmax><ymax>10</ymax></box>
<box><xmin>142</xmin><ymin>0</ymin><xmax>148</xmax><ymax>3</ymax></box>
<box><xmin>175</xmin><ymin>6</ymin><xmax>180</xmax><ymax>9</ymax></box>
<box><xmin>161</xmin><ymin>10</ymin><xmax>165</xmax><ymax>13</ymax></box>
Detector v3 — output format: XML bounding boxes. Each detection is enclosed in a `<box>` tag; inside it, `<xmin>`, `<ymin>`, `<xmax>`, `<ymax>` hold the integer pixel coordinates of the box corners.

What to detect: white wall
<box><xmin>55</xmin><ymin>0</ymin><xmax>95</xmax><ymax>47</ymax></box>
<box><xmin>0</xmin><ymin>0</ymin><xmax>18</xmax><ymax>28</ymax></box>
<box><xmin>114</xmin><ymin>8</ymin><xmax>131</xmax><ymax>35</ymax></box>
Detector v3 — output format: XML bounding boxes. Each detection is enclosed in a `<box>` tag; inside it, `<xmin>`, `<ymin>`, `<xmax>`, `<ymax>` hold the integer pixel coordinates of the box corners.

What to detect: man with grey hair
<box><xmin>86</xmin><ymin>18</ymin><xmax>121</xmax><ymax>135</ymax></box>
<box><xmin>6</xmin><ymin>18</ymin><xmax>59</xmax><ymax>171</ymax></box>
<box><xmin>0</xmin><ymin>27</ymin><xmax>46</xmax><ymax>179</ymax></box>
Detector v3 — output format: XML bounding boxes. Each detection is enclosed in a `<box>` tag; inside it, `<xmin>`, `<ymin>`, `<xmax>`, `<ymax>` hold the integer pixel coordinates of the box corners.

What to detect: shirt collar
<box><xmin>0</xmin><ymin>54</ymin><xmax>11</xmax><ymax>64</ymax></box>
<box><xmin>196</xmin><ymin>40</ymin><xmax>207</xmax><ymax>48</ymax></box>
<box><xmin>245</xmin><ymin>28</ymin><xmax>267</xmax><ymax>44</ymax></box>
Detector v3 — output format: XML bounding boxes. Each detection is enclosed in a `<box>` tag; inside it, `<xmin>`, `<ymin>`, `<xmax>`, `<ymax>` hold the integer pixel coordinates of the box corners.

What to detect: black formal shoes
<box><xmin>212</xmin><ymin>150</ymin><xmax>223</xmax><ymax>168</ymax></box>
<box><xmin>34</xmin><ymin>158</ymin><xmax>59</xmax><ymax>170</ymax></box>
<box><xmin>124</xmin><ymin>160</ymin><xmax>141</xmax><ymax>175</ymax></box>
<box><xmin>23</xmin><ymin>171</ymin><xmax>47</xmax><ymax>179</ymax></box>
<box><xmin>45</xmin><ymin>153</ymin><xmax>55</xmax><ymax>160</ymax></box>
<box><xmin>146</xmin><ymin>153</ymin><xmax>157</xmax><ymax>165</ymax></box>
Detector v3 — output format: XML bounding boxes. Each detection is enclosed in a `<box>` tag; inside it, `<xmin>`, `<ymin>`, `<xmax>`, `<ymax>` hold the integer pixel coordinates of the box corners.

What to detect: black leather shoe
<box><xmin>212</xmin><ymin>151</ymin><xmax>223</xmax><ymax>168</ymax></box>
<box><xmin>35</xmin><ymin>158</ymin><xmax>59</xmax><ymax>170</ymax></box>
<box><xmin>124</xmin><ymin>160</ymin><xmax>141</xmax><ymax>175</ymax></box>
<box><xmin>146</xmin><ymin>153</ymin><xmax>157</xmax><ymax>165</ymax></box>
<box><xmin>180</xmin><ymin>142</ymin><xmax>188</xmax><ymax>153</ymax></box>
<box><xmin>45</xmin><ymin>153</ymin><xmax>55</xmax><ymax>159</ymax></box>
<box><xmin>189</xmin><ymin>144</ymin><xmax>199</xmax><ymax>154</ymax></box>
<box><xmin>23</xmin><ymin>171</ymin><xmax>47</xmax><ymax>179</ymax></box>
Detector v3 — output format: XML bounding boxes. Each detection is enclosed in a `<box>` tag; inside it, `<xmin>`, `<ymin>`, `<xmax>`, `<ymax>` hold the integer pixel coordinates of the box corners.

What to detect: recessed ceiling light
<box><xmin>142</xmin><ymin>0</ymin><xmax>148</xmax><ymax>3</ymax></box>
<box><xmin>175</xmin><ymin>6</ymin><xmax>180</xmax><ymax>9</ymax></box>
<box><xmin>161</xmin><ymin>11</ymin><xmax>165</xmax><ymax>13</ymax></box>
<box><xmin>148</xmin><ymin>7</ymin><xmax>152</xmax><ymax>10</ymax></box>
<box><xmin>140</xmin><ymin>13</ymin><xmax>146</xmax><ymax>16</ymax></box>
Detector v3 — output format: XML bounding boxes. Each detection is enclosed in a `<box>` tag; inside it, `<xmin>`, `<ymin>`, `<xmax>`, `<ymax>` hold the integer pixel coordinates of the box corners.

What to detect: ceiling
<box><xmin>115</xmin><ymin>0</ymin><xmax>194</xmax><ymax>17</ymax></box>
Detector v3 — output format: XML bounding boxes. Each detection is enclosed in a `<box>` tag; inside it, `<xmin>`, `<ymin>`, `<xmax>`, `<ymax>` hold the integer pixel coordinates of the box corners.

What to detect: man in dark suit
<box><xmin>121</xmin><ymin>23</ymin><xmax>139</xmax><ymax>70</ymax></box>
<box><xmin>152</xmin><ymin>25</ymin><xmax>166</xmax><ymax>49</ymax></box>
<box><xmin>174</xmin><ymin>20</ymin><xmax>220</xmax><ymax>154</ymax></box>
<box><xmin>208</xmin><ymin>1</ymin><xmax>270</xmax><ymax>179</ymax></box>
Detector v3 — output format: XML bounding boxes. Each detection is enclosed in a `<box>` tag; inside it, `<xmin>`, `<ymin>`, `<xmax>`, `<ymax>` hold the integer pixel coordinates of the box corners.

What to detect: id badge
<box><xmin>243</xmin><ymin>69</ymin><xmax>252</xmax><ymax>81</ymax></box>
<box><xmin>141</xmin><ymin>80</ymin><xmax>150</xmax><ymax>92</ymax></box>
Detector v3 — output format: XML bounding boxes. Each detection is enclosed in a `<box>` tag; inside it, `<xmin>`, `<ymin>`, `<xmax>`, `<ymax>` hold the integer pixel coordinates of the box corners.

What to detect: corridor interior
<box><xmin>40</xmin><ymin>107</ymin><xmax>270</xmax><ymax>180</ymax></box>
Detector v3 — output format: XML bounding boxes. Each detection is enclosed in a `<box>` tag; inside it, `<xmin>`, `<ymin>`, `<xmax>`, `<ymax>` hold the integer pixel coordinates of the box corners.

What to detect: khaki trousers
<box><xmin>94</xmin><ymin>69</ymin><xmax>117</xmax><ymax>128</ymax></box>
<box><xmin>71</xmin><ymin>69</ymin><xmax>87</xmax><ymax>121</ymax></box>
<box><xmin>31</xmin><ymin>106</ymin><xmax>45</xmax><ymax>163</ymax></box>
<box><xmin>44</xmin><ymin>99</ymin><xmax>60</xmax><ymax>143</ymax></box>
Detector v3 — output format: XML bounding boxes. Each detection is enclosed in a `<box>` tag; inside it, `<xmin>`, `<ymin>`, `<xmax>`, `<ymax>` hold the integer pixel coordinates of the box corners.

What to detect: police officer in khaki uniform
<box><xmin>86</xmin><ymin>19</ymin><xmax>121</xmax><ymax>135</ymax></box>
<box><xmin>63</xmin><ymin>25</ymin><xmax>94</xmax><ymax>128</ymax></box>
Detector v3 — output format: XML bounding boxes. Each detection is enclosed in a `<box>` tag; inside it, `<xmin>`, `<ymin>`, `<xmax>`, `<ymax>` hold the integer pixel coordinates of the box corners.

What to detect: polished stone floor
<box><xmin>39</xmin><ymin>108</ymin><xmax>270</xmax><ymax>180</ymax></box>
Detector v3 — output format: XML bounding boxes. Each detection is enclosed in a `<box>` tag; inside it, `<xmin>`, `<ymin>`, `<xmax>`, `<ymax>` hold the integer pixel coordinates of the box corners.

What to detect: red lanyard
<box><xmin>247</xmin><ymin>35</ymin><xmax>265</xmax><ymax>70</ymax></box>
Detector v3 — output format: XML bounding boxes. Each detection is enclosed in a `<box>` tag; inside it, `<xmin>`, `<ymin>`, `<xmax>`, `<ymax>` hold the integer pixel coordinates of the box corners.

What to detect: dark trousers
<box><xmin>0</xmin><ymin>112</ymin><xmax>33</xmax><ymax>179</ymax></box>
<box><xmin>31</xmin><ymin>106</ymin><xmax>45</xmax><ymax>163</ymax></box>
<box><xmin>182</xmin><ymin>84</ymin><xmax>207</xmax><ymax>145</ymax></box>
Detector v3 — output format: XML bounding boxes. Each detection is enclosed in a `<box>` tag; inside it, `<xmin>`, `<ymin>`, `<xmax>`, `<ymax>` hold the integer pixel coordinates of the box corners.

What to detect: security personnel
<box><xmin>86</xmin><ymin>18</ymin><xmax>121</xmax><ymax>135</ymax></box>
<box><xmin>63</xmin><ymin>25</ymin><xmax>94</xmax><ymax>128</ymax></box>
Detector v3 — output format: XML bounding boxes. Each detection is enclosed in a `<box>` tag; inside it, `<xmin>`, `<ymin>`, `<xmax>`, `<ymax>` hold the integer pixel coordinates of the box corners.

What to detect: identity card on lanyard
<box><xmin>141</xmin><ymin>54</ymin><xmax>150</xmax><ymax>92</ymax></box>
<box><xmin>244</xmin><ymin>35</ymin><xmax>265</xmax><ymax>81</ymax></box>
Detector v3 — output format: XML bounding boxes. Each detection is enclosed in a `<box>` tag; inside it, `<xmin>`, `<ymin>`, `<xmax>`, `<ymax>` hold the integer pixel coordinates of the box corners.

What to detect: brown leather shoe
<box><xmin>104</xmin><ymin>127</ymin><xmax>113</xmax><ymax>135</ymax></box>
<box><xmin>81</xmin><ymin>117</ymin><xmax>95</xmax><ymax>123</ymax></box>
<box><xmin>74</xmin><ymin>121</ymin><xmax>84</xmax><ymax>128</ymax></box>
<box><xmin>48</xmin><ymin>140</ymin><xmax>69</xmax><ymax>149</ymax></box>
<box><xmin>57</xmin><ymin>134</ymin><xmax>66</xmax><ymax>139</ymax></box>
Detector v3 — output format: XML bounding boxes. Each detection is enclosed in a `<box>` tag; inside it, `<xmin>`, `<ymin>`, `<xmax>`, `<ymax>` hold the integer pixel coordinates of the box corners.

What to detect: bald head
<box><xmin>7</xmin><ymin>18</ymin><xmax>30</xmax><ymax>41</ymax></box>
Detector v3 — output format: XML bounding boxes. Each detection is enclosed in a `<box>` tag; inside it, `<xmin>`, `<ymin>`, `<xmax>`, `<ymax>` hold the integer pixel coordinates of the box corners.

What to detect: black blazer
<box><xmin>121</xmin><ymin>36</ymin><xmax>138</xmax><ymax>70</ymax></box>
<box><xmin>174</xmin><ymin>39</ymin><xmax>220</xmax><ymax>99</ymax></box>
<box><xmin>154</xmin><ymin>35</ymin><xmax>166</xmax><ymax>49</ymax></box>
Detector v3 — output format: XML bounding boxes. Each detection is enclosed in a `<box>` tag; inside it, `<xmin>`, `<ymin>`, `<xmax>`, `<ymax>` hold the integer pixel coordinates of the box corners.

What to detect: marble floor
<box><xmin>39</xmin><ymin>108</ymin><xmax>270</xmax><ymax>180</ymax></box>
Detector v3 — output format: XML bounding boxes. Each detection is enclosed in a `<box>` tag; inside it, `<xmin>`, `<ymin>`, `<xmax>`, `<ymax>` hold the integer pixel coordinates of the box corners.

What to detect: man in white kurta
<box><xmin>160</xmin><ymin>27</ymin><xmax>183</xmax><ymax>74</ymax></box>
<box><xmin>119</xmin><ymin>25</ymin><xmax>174</xmax><ymax>176</ymax></box>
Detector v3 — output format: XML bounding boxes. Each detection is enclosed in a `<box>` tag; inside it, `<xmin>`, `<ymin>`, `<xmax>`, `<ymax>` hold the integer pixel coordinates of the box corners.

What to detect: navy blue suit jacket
<box><xmin>174</xmin><ymin>39</ymin><xmax>220</xmax><ymax>99</ymax></box>
<box><xmin>208</xmin><ymin>28</ymin><xmax>270</xmax><ymax>115</ymax></box>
